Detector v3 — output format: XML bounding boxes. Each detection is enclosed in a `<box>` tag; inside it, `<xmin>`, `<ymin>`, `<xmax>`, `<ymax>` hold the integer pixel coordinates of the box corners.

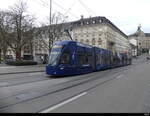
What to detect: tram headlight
<box><xmin>60</xmin><ymin>67</ymin><xmax>64</xmax><ymax>70</ymax></box>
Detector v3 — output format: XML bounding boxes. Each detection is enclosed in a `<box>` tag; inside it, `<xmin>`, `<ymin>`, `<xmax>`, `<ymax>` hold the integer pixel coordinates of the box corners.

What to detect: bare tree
<box><xmin>0</xmin><ymin>10</ymin><xmax>11</xmax><ymax>61</ymax></box>
<box><xmin>6</xmin><ymin>1</ymin><xmax>36</xmax><ymax>61</ymax></box>
<box><xmin>36</xmin><ymin>12</ymin><xmax>68</xmax><ymax>52</ymax></box>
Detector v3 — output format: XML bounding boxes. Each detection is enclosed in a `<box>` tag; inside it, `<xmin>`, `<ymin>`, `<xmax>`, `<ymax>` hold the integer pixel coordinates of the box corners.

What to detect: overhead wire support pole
<box><xmin>50</xmin><ymin>0</ymin><xmax>52</xmax><ymax>26</ymax></box>
<box><xmin>49</xmin><ymin>0</ymin><xmax>52</xmax><ymax>51</ymax></box>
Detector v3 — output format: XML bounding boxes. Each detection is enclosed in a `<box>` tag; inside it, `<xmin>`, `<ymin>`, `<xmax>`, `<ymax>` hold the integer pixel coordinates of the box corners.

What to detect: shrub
<box><xmin>6</xmin><ymin>60</ymin><xmax>37</xmax><ymax>66</ymax></box>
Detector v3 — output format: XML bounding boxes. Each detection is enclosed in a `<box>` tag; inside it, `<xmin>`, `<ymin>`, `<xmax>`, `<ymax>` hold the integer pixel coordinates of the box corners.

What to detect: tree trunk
<box><xmin>16</xmin><ymin>47</ymin><xmax>22</xmax><ymax>61</ymax></box>
<box><xmin>0</xmin><ymin>49</ymin><xmax>1</xmax><ymax>63</ymax></box>
<box><xmin>3</xmin><ymin>49</ymin><xmax>7</xmax><ymax>62</ymax></box>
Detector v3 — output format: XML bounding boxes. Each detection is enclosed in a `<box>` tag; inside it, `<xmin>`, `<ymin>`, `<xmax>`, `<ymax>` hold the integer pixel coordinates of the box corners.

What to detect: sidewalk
<box><xmin>0</xmin><ymin>63</ymin><xmax>7</xmax><ymax>67</ymax></box>
<box><xmin>0</xmin><ymin>64</ymin><xmax>46</xmax><ymax>75</ymax></box>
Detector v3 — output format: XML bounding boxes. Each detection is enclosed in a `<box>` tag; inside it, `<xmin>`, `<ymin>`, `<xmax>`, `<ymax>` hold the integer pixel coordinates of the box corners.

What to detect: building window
<box><xmin>75</xmin><ymin>35</ymin><xmax>78</xmax><ymax>38</ymax></box>
<box><xmin>86</xmin><ymin>39</ymin><xmax>89</xmax><ymax>44</ymax></box>
<box><xmin>99</xmin><ymin>33</ymin><xmax>102</xmax><ymax>36</ymax></box>
<box><xmin>92</xmin><ymin>38</ymin><xmax>95</xmax><ymax>45</ymax></box>
<box><xmin>86</xmin><ymin>34</ymin><xmax>89</xmax><ymax>37</ymax></box>
<box><xmin>98</xmin><ymin>38</ymin><xmax>102</xmax><ymax>45</ymax></box>
<box><xmin>81</xmin><ymin>39</ymin><xmax>84</xmax><ymax>43</ymax></box>
<box><xmin>75</xmin><ymin>39</ymin><xmax>78</xmax><ymax>42</ymax></box>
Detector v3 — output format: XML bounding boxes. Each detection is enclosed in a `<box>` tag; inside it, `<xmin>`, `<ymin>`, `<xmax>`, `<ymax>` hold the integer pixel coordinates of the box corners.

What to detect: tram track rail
<box><xmin>0</xmin><ymin>59</ymin><xmax>145</xmax><ymax>112</ymax></box>
<box><xmin>0</xmin><ymin>65</ymin><xmax>130</xmax><ymax>111</ymax></box>
<box><xmin>0</xmin><ymin>61</ymin><xmax>141</xmax><ymax>100</ymax></box>
<box><xmin>0</xmin><ymin>64</ymin><xmax>129</xmax><ymax>89</ymax></box>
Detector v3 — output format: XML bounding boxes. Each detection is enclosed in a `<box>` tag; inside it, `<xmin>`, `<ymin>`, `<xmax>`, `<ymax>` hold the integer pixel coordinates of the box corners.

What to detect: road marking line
<box><xmin>40</xmin><ymin>92</ymin><xmax>87</xmax><ymax>113</ymax></box>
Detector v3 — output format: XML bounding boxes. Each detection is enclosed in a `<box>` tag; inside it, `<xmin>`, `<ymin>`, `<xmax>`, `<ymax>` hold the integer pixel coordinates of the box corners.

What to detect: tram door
<box><xmin>76</xmin><ymin>46</ymin><xmax>93</xmax><ymax>74</ymax></box>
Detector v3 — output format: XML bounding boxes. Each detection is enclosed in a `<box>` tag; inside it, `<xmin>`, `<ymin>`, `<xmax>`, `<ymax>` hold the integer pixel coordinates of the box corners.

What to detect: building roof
<box><xmin>145</xmin><ymin>33</ymin><xmax>150</xmax><ymax>37</ymax></box>
<box><xmin>37</xmin><ymin>16</ymin><xmax>128</xmax><ymax>39</ymax></box>
<box><xmin>72</xmin><ymin>16</ymin><xmax>128</xmax><ymax>38</ymax></box>
<box><xmin>128</xmin><ymin>32</ymin><xmax>150</xmax><ymax>37</ymax></box>
<box><xmin>128</xmin><ymin>25</ymin><xmax>150</xmax><ymax>38</ymax></box>
<box><xmin>128</xmin><ymin>33</ymin><xmax>139</xmax><ymax>37</ymax></box>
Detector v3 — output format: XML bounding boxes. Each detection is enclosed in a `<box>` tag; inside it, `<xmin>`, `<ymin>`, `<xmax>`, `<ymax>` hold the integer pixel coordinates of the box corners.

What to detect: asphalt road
<box><xmin>0</xmin><ymin>55</ymin><xmax>149</xmax><ymax>113</ymax></box>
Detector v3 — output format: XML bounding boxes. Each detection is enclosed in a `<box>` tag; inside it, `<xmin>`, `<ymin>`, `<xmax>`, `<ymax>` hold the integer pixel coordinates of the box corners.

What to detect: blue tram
<box><xmin>46</xmin><ymin>40</ymin><xmax>132</xmax><ymax>76</ymax></box>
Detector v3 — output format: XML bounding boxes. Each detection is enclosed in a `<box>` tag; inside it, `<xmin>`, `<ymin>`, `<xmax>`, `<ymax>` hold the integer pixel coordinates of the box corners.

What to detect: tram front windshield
<box><xmin>48</xmin><ymin>45</ymin><xmax>63</xmax><ymax>66</ymax></box>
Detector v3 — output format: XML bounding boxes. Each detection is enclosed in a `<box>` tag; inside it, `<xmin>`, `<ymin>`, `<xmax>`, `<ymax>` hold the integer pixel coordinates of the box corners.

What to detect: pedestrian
<box><xmin>40</xmin><ymin>56</ymin><xmax>44</xmax><ymax>64</ymax></box>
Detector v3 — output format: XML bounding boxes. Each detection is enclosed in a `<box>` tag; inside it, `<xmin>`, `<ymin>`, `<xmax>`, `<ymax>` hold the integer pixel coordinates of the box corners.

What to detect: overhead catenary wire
<box><xmin>53</xmin><ymin>1</ymin><xmax>79</xmax><ymax>19</ymax></box>
<box><xmin>37</xmin><ymin>0</ymin><xmax>64</xmax><ymax>17</ymax></box>
<box><xmin>78</xmin><ymin>0</ymin><xmax>97</xmax><ymax>16</ymax></box>
<box><xmin>37</xmin><ymin>0</ymin><xmax>49</xmax><ymax>8</ymax></box>
<box><xmin>36</xmin><ymin>0</ymin><xmax>98</xmax><ymax>20</ymax></box>
<box><xmin>64</xmin><ymin>0</ymin><xmax>77</xmax><ymax>15</ymax></box>
<box><xmin>37</xmin><ymin>0</ymin><xmax>79</xmax><ymax>19</ymax></box>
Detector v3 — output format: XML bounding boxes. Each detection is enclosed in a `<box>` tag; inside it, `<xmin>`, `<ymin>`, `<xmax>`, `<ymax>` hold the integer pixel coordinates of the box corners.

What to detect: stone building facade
<box><xmin>128</xmin><ymin>25</ymin><xmax>150</xmax><ymax>54</ymax></box>
<box><xmin>69</xmin><ymin>16</ymin><xmax>130</xmax><ymax>53</ymax></box>
<box><xmin>32</xmin><ymin>16</ymin><xmax>131</xmax><ymax>63</ymax></box>
<box><xmin>5</xmin><ymin>16</ymin><xmax>131</xmax><ymax>62</ymax></box>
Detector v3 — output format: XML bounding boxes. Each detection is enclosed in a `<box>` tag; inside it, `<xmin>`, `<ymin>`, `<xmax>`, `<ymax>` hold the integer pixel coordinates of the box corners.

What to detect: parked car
<box><xmin>5</xmin><ymin>55</ymin><xmax>14</xmax><ymax>62</ymax></box>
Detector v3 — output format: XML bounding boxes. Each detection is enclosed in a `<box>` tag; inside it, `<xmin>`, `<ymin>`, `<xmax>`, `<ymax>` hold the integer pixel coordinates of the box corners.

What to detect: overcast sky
<box><xmin>0</xmin><ymin>0</ymin><xmax>150</xmax><ymax>35</ymax></box>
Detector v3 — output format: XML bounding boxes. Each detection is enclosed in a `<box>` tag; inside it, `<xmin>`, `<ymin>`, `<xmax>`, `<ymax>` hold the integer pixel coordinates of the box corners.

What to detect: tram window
<box><xmin>77</xmin><ymin>47</ymin><xmax>93</xmax><ymax>66</ymax></box>
<box><xmin>106</xmin><ymin>53</ymin><xmax>110</xmax><ymax>65</ymax></box>
<box><xmin>96</xmin><ymin>54</ymin><xmax>100</xmax><ymax>65</ymax></box>
<box><xmin>101</xmin><ymin>54</ymin><xmax>104</xmax><ymax>64</ymax></box>
<box><xmin>110</xmin><ymin>54</ymin><xmax>113</xmax><ymax>64</ymax></box>
<box><xmin>60</xmin><ymin>52</ymin><xmax>70</xmax><ymax>64</ymax></box>
<box><xmin>105</xmin><ymin>54</ymin><xmax>108</xmax><ymax>65</ymax></box>
<box><xmin>77</xmin><ymin>53</ymin><xmax>90</xmax><ymax>66</ymax></box>
<box><xmin>99</xmin><ymin>51</ymin><xmax>102</xmax><ymax>64</ymax></box>
<box><xmin>88</xmin><ymin>54</ymin><xmax>92</xmax><ymax>64</ymax></box>
<box><xmin>105</xmin><ymin>53</ymin><xmax>108</xmax><ymax>64</ymax></box>
<box><xmin>104</xmin><ymin>54</ymin><xmax>107</xmax><ymax>64</ymax></box>
<box><xmin>78</xmin><ymin>54</ymin><xmax>84</xmax><ymax>65</ymax></box>
<box><xmin>85</xmin><ymin>54</ymin><xmax>89</xmax><ymax>64</ymax></box>
<box><xmin>100</xmin><ymin>54</ymin><xmax>103</xmax><ymax>64</ymax></box>
<box><xmin>102</xmin><ymin>53</ymin><xmax>105</xmax><ymax>64</ymax></box>
<box><xmin>77</xmin><ymin>47</ymin><xmax>84</xmax><ymax>65</ymax></box>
